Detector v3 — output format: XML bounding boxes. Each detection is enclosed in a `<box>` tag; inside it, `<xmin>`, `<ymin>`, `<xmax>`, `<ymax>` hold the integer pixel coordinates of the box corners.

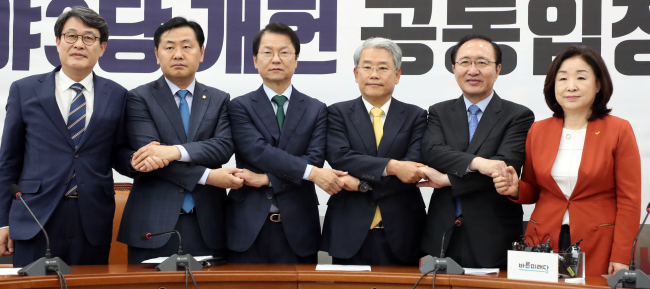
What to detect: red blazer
<box><xmin>516</xmin><ymin>115</ymin><xmax>641</xmax><ymax>276</ymax></box>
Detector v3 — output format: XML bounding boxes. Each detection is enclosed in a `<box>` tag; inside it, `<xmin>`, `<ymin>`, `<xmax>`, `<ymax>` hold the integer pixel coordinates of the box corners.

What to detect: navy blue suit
<box><xmin>117</xmin><ymin>76</ymin><xmax>233</xmax><ymax>262</ymax></box>
<box><xmin>321</xmin><ymin>97</ymin><xmax>427</xmax><ymax>265</ymax></box>
<box><xmin>226</xmin><ymin>85</ymin><xmax>326</xmax><ymax>262</ymax></box>
<box><xmin>0</xmin><ymin>67</ymin><xmax>133</xmax><ymax>266</ymax></box>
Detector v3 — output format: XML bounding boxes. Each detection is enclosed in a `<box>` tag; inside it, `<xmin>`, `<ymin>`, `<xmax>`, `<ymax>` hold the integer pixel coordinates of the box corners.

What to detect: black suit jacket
<box><xmin>117</xmin><ymin>76</ymin><xmax>234</xmax><ymax>250</ymax></box>
<box><xmin>0</xmin><ymin>67</ymin><xmax>133</xmax><ymax>246</ymax></box>
<box><xmin>321</xmin><ymin>97</ymin><xmax>427</xmax><ymax>263</ymax></box>
<box><xmin>226</xmin><ymin>85</ymin><xmax>327</xmax><ymax>257</ymax></box>
<box><xmin>420</xmin><ymin>93</ymin><xmax>534</xmax><ymax>268</ymax></box>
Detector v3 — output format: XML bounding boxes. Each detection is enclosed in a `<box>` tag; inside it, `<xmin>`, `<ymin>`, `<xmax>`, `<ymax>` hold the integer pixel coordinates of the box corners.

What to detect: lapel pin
<box><xmin>202</xmin><ymin>95</ymin><xmax>207</xmax><ymax>99</ymax></box>
<box><xmin>595</xmin><ymin>131</ymin><xmax>600</xmax><ymax>135</ymax></box>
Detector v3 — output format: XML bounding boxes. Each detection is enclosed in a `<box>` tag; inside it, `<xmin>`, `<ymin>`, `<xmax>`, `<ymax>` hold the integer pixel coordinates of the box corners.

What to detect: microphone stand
<box><xmin>607</xmin><ymin>204</ymin><xmax>650</xmax><ymax>288</ymax></box>
<box><xmin>13</xmin><ymin>190</ymin><xmax>71</xmax><ymax>276</ymax></box>
<box><xmin>419</xmin><ymin>217</ymin><xmax>465</xmax><ymax>274</ymax></box>
<box><xmin>141</xmin><ymin>231</ymin><xmax>203</xmax><ymax>271</ymax></box>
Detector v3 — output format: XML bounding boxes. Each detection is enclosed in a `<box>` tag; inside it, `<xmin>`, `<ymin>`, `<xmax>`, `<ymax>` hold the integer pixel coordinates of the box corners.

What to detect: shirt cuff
<box><xmin>382</xmin><ymin>167</ymin><xmax>388</xmax><ymax>177</ymax></box>
<box><xmin>0</xmin><ymin>226</ymin><xmax>7</xmax><ymax>230</ymax></box>
<box><xmin>303</xmin><ymin>165</ymin><xmax>314</xmax><ymax>181</ymax></box>
<box><xmin>465</xmin><ymin>166</ymin><xmax>474</xmax><ymax>174</ymax></box>
<box><xmin>198</xmin><ymin>169</ymin><xmax>211</xmax><ymax>185</ymax></box>
<box><xmin>176</xmin><ymin>145</ymin><xmax>191</xmax><ymax>162</ymax></box>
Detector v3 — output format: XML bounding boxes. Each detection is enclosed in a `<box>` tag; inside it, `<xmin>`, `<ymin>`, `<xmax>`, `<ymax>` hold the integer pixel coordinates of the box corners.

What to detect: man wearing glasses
<box><xmin>417</xmin><ymin>34</ymin><xmax>534</xmax><ymax>269</ymax></box>
<box><xmin>0</xmin><ymin>6</ymin><xmax>152</xmax><ymax>266</ymax></box>
<box><xmin>226</xmin><ymin>22</ymin><xmax>345</xmax><ymax>263</ymax></box>
<box><xmin>320</xmin><ymin>38</ymin><xmax>427</xmax><ymax>266</ymax></box>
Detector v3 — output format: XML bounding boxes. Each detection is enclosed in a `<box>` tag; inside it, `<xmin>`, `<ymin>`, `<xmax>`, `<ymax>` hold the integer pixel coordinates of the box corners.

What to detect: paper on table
<box><xmin>315</xmin><ymin>264</ymin><xmax>371</xmax><ymax>271</ymax></box>
<box><xmin>463</xmin><ymin>268</ymin><xmax>500</xmax><ymax>275</ymax></box>
<box><xmin>141</xmin><ymin>255</ymin><xmax>213</xmax><ymax>264</ymax></box>
<box><xmin>0</xmin><ymin>268</ymin><xmax>21</xmax><ymax>275</ymax></box>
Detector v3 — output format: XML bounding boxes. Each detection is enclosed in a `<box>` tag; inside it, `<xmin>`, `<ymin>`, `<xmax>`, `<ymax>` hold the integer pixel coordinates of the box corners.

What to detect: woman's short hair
<box><xmin>543</xmin><ymin>45</ymin><xmax>613</xmax><ymax>121</ymax></box>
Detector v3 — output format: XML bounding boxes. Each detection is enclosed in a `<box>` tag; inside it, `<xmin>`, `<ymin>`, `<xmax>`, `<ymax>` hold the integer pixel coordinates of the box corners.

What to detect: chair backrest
<box><xmin>108</xmin><ymin>183</ymin><xmax>132</xmax><ymax>265</ymax></box>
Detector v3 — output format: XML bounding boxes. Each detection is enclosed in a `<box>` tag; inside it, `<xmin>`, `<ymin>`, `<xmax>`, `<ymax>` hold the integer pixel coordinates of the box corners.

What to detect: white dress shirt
<box><xmin>551</xmin><ymin>128</ymin><xmax>586</xmax><ymax>225</ymax></box>
<box><xmin>55</xmin><ymin>71</ymin><xmax>94</xmax><ymax>127</ymax></box>
<box><xmin>164</xmin><ymin>77</ymin><xmax>211</xmax><ymax>185</ymax></box>
<box><xmin>361</xmin><ymin>96</ymin><xmax>392</xmax><ymax>176</ymax></box>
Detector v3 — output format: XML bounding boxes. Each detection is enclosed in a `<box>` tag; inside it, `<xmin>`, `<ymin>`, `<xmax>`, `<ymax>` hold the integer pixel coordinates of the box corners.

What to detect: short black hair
<box><xmin>449</xmin><ymin>34</ymin><xmax>502</xmax><ymax>66</ymax></box>
<box><xmin>154</xmin><ymin>17</ymin><xmax>205</xmax><ymax>49</ymax></box>
<box><xmin>544</xmin><ymin>45</ymin><xmax>613</xmax><ymax>121</ymax></box>
<box><xmin>54</xmin><ymin>6</ymin><xmax>109</xmax><ymax>43</ymax></box>
<box><xmin>252</xmin><ymin>22</ymin><xmax>300</xmax><ymax>57</ymax></box>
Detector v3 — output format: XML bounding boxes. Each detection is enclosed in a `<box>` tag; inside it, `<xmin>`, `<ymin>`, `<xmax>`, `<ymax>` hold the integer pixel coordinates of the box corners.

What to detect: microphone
<box><xmin>141</xmin><ymin>230</ymin><xmax>202</xmax><ymax>271</ymax></box>
<box><xmin>440</xmin><ymin>217</ymin><xmax>462</xmax><ymax>258</ymax></box>
<box><xmin>420</xmin><ymin>216</ymin><xmax>465</xmax><ymax>275</ymax></box>
<box><xmin>11</xmin><ymin>184</ymin><xmax>71</xmax><ymax>276</ymax></box>
<box><xmin>141</xmin><ymin>230</ymin><xmax>184</xmax><ymax>255</ymax></box>
<box><xmin>607</xmin><ymin>202</ymin><xmax>650</xmax><ymax>288</ymax></box>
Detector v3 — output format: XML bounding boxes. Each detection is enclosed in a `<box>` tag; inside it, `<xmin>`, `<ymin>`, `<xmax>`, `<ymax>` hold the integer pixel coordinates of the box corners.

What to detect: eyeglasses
<box><xmin>62</xmin><ymin>32</ymin><xmax>99</xmax><ymax>46</ymax></box>
<box><xmin>258</xmin><ymin>51</ymin><xmax>295</xmax><ymax>60</ymax></box>
<box><xmin>455</xmin><ymin>59</ymin><xmax>496</xmax><ymax>69</ymax></box>
<box><xmin>356</xmin><ymin>66</ymin><xmax>398</xmax><ymax>75</ymax></box>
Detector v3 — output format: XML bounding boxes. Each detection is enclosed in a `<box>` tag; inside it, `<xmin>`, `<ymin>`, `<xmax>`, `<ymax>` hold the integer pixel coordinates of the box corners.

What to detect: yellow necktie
<box><xmin>369</xmin><ymin>108</ymin><xmax>383</xmax><ymax>229</ymax></box>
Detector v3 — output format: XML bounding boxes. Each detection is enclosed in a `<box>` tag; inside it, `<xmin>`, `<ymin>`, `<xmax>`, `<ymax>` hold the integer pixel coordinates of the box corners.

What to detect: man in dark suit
<box><xmin>0</xmin><ymin>7</ymin><xmax>159</xmax><ymax>266</ymax></box>
<box><xmin>226</xmin><ymin>22</ymin><xmax>346</xmax><ymax>264</ymax></box>
<box><xmin>117</xmin><ymin>17</ymin><xmax>243</xmax><ymax>264</ymax></box>
<box><xmin>418</xmin><ymin>34</ymin><xmax>534</xmax><ymax>269</ymax></box>
<box><xmin>320</xmin><ymin>38</ymin><xmax>427</xmax><ymax>266</ymax></box>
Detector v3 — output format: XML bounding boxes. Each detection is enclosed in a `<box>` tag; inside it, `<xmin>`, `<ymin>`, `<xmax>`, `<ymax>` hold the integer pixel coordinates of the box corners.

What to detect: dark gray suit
<box><xmin>117</xmin><ymin>76</ymin><xmax>234</xmax><ymax>262</ymax></box>
<box><xmin>420</xmin><ymin>93</ymin><xmax>534</xmax><ymax>268</ymax></box>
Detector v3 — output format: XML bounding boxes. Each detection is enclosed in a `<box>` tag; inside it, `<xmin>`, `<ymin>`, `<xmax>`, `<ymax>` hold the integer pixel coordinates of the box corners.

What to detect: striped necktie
<box><xmin>64</xmin><ymin>83</ymin><xmax>86</xmax><ymax>198</ymax></box>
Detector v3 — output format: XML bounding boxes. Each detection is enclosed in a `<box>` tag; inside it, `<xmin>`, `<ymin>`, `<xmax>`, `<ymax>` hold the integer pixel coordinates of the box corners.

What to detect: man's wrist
<box><xmin>308</xmin><ymin>167</ymin><xmax>319</xmax><ymax>181</ymax></box>
<box><xmin>468</xmin><ymin>157</ymin><xmax>482</xmax><ymax>171</ymax></box>
<box><xmin>386</xmin><ymin>160</ymin><xmax>397</xmax><ymax>176</ymax></box>
<box><xmin>128</xmin><ymin>152</ymin><xmax>137</xmax><ymax>172</ymax></box>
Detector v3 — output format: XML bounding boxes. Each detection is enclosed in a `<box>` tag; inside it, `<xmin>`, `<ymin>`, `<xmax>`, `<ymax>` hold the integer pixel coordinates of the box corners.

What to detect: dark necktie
<box><xmin>64</xmin><ymin>83</ymin><xmax>86</xmax><ymax>198</ymax></box>
<box><xmin>270</xmin><ymin>95</ymin><xmax>288</xmax><ymax>209</ymax></box>
<box><xmin>272</xmin><ymin>95</ymin><xmax>288</xmax><ymax>130</ymax></box>
<box><xmin>177</xmin><ymin>90</ymin><xmax>194</xmax><ymax>213</ymax></box>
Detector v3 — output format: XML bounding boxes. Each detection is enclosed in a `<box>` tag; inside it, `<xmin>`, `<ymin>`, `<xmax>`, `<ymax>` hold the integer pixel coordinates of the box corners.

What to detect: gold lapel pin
<box><xmin>595</xmin><ymin>131</ymin><xmax>600</xmax><ymax>135</ymax></box>
<box><xmin>202</xmin><ymin>95</ymin><xmax>207</xmax><ymax>99</ymax></box>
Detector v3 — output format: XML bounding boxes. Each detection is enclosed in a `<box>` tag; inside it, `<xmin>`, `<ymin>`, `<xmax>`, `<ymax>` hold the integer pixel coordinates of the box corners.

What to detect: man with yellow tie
<box><xmin>321</xmin><ymin>38</ymin><xmax>428</xmax><ymax>266</ymax></box>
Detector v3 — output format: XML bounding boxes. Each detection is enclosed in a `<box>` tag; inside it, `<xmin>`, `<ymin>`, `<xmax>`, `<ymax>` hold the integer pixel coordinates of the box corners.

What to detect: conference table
<box><xmin>0</xmin><ymin>263</ymin><xmax>612</xmax><ymax>288</ymax></box>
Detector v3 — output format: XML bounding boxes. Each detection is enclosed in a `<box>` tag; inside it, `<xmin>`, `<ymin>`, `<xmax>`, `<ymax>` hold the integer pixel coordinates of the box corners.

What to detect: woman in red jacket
<box><xmin>492</xmin><ymin>45</ymin><xmax>641</xmax><ymax>276</ymax></box>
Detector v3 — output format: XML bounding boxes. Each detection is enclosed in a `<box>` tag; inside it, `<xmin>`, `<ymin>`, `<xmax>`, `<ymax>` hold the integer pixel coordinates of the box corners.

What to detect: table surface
<box><xmin>0</xmin><ymin>263</ymin><xmax>613</xmax><ymax>289</ymax></box>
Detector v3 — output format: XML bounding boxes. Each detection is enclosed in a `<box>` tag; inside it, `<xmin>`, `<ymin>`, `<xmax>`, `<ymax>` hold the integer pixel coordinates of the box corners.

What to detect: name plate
<box><xmin>507</xmin><ymin>250</ymin><xmax>559</xmax><ymax>282</ymax></box>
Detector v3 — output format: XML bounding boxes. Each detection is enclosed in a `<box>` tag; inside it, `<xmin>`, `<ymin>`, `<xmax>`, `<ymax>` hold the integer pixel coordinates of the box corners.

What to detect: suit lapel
<box><xmin>570</xmin><ymin>118</ymin><xmax>599</xmax><ymax>199</ymax></box>
<box><xmin>187</xmin><ymin>82</ymin><xmax>210</xmax><ymax>142</ymax></box>
<box><xmin>251</xmin><ymin>86</ymin><xmax>281</xmax><ymax>143</ymax></box>
<box><xmin>152</xmin><ymin>76</ymin><xmax>187</xmax><ymax>143</ymax></box>
<box><xmin>541</xmin><ymin>117</ymin><xmax>565</xmax><ymax>198</ymax></box>
<box><xmin>278</xmin><ymin>88</ymin><xmax>307</xmax><ymax>149</ymax></box>
<box><xmin>377</xmin><ymin>98</ymin><xmax>406</xmax><ymax>157</ymax></box>
<box><xmin>466</xmin><ymin>94</ymin><xmax>502</xmax><ymax>155</ymax></box>
<box><xmin>76</xmin><ymin>73</ymin><xmax>110</xmax><ymax>149</ymax></box>
<box><xmin>349</xmin><ymin>97</ymin><xmax>378</xmax><ymax>156</ymax></box>
<box><xmin>35</xmin><ymin>68</ymin><xmax>75</xmax><ymax>149</ymax></box>
<box><xmin>450</xmin><ymin>96</ymin><xmax>470</xmax><ymax>151</ymax></box>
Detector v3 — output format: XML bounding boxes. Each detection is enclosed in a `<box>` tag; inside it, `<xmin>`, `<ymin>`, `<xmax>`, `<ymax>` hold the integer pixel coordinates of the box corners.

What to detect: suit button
<box><xmin>267</xmin><ymin>195</ymin><xmax>273</xmax><ymax>200</ymax></box>
<box><xmin>74</xmin><ymin>154</ymin><xmax>79</xmax><ymax>158</ymax></box>
<box><xmin>179</xmin><ymin>188</ymin><xmax>184</xmax><ymax>193</ymax></box>
<box><xmin>370</xmin><ymin>202</ymin><xmax>376</xmax><ymax>207</ymax></box>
